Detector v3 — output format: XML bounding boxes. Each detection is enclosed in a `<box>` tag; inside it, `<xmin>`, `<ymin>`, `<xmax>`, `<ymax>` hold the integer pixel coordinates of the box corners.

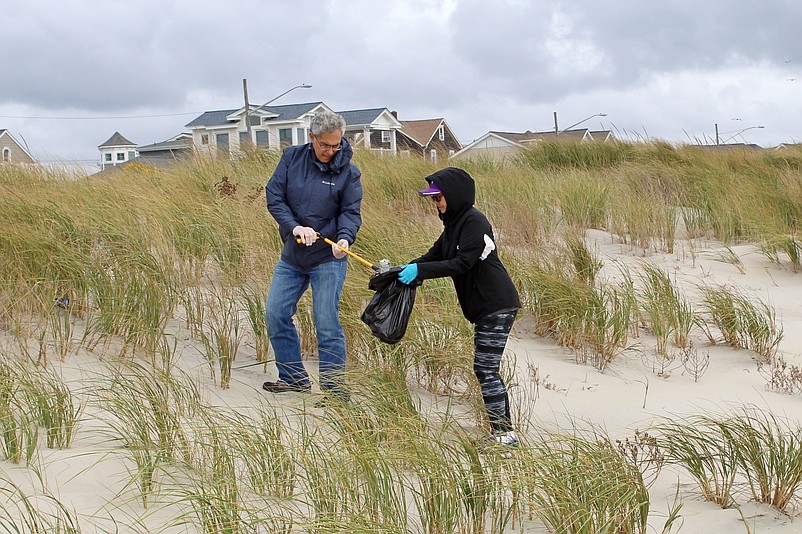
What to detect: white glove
<box><xmin>332</xmin><ymin>239</ymin><xmax>349</xmax><ymax>259</ymax></box>
<box><xmin>293</xmin><ymin>226</ymin><xmax>318</xmax><ymax>246</ymax></box>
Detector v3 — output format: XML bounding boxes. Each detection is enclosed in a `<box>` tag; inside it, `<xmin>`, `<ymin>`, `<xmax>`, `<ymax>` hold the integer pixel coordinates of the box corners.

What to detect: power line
<box><xmin>0</xmin><ymin>111</ymin><xmax>202</xmax><ymax>120</ymax></box>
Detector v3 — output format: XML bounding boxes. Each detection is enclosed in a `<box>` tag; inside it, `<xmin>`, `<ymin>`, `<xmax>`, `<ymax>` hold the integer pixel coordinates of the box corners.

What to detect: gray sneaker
<box><xmin>262</xmin><ymin>380</ymin><xmax>311</xmax><ymax>393</ymax></box>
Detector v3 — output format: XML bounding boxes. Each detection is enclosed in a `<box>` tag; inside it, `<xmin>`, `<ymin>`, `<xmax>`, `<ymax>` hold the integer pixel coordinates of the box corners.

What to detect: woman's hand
<box><xmin>398</xmin><ymin>264</ymin><xmax>418</xmax><ymax>284</ymax></box>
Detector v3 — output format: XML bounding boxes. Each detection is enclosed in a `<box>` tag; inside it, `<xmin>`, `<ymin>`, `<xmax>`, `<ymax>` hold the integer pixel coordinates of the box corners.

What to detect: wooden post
<box><xmin>243</xmin><ymin>79</ymin><xmax>251</xmax><ymax>146</ymax></box>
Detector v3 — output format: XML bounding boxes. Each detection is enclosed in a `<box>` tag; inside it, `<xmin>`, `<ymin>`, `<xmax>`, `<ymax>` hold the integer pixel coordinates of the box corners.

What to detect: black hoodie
<box><xmin>411</xmin><ymin>167</ymin><xmax>520</xmax><ymax>323</ymax></box>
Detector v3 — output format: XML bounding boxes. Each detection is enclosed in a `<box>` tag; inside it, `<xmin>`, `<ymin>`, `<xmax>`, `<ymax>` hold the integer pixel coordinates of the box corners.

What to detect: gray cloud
<box><xmin>2</xmin><ymin>0</ymin><xmax>801</xmax><ymax>165</ymax></box>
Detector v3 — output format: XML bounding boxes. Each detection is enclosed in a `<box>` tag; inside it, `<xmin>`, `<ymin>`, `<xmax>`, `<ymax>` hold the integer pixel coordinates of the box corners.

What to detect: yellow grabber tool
<box><xmin>297</xmin><ymin>233</ymin><xmax>390</xmax><ymax>273</ymax></box>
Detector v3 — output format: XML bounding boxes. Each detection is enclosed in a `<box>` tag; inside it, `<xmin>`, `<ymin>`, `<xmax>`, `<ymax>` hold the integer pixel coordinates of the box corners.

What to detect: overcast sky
<box><xmin>3</xmin><ymin>0</ymin><xmax>801</xmax><ymax>169</ymax></box>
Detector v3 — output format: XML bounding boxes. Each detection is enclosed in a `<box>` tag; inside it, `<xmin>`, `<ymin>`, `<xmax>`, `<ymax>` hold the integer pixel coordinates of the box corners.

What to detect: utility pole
<box><xmin>243</xmin><ymin>78</ymin><xmax>251</xmax><ymax>146</ymax></box>
<box><xmin>715</xmin><ymin>123</ymin><xmax>719</xmax><ymax>146</ymax></box>
<box><xmin>553</xmin><ymin>111</ymin><xmax>559</xmax><ymax>134</ymax></box>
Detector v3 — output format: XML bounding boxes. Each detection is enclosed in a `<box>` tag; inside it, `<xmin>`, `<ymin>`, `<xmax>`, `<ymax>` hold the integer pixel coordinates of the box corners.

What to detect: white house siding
<box><xmin>452</xmin><ymin>135</ymin><xmax>519</xmax><ymax>160</ymax></box>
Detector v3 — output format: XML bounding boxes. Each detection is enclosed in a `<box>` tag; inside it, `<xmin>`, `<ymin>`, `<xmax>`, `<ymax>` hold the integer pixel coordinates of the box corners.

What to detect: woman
<box><xmin>398</xmin><ymin>167</ymin><xmax>521</xmax><ymax>446</ymax></box>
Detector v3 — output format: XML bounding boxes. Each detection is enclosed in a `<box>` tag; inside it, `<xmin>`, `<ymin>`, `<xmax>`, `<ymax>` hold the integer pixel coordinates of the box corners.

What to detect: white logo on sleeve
<box><xmin>480</xmin><ymin>234</ymin><xmax>496</xmax><ymax>260</ymax></box>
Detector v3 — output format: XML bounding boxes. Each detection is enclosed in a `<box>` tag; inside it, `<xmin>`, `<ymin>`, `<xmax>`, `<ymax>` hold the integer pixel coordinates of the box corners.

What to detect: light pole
<box><xmin>253</xmin><ymin>83</ymin><xmax>313</xmax><ymax>112</ymax></box>
<box><xmin>719</xmin><ymin>125</ymin><xmax>764</xmax><ymax>145</ymax></box>
<box><xmin>243</xmin><ymin>83</ymin><xmax>312</xmax><ymax>146</ymax></box>
<box><xmin>557</xmin><ymin>113</ymin><xmax>607</xmax><ymax>135</ymax></box>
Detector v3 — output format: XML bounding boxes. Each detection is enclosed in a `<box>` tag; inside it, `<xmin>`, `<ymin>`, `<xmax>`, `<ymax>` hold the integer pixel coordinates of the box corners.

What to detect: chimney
<box><xmin>391</xmin><ymin>110</ymin><xmax>398</xmax><ymax>119</ymax></box>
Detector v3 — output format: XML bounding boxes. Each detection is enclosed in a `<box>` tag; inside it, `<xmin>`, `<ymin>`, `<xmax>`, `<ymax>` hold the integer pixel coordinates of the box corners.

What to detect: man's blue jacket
<box><xmin>266</xmin><ymin>137</ymin><xmax>362</xmax><ymax>271</ymax></box>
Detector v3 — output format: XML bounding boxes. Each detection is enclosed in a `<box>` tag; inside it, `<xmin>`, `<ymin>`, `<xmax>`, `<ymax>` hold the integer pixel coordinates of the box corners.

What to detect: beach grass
<box><xmin>1</xmin><ymin>141</ymin><xmax>802</xmax><ymax>530</ymax></box>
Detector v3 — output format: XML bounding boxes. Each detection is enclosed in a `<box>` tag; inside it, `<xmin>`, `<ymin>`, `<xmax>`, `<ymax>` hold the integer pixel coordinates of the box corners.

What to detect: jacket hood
<box><xmin>424</xmin><ymin>167</ymin><xmax>475</xmax><ymax>225</ymax></box>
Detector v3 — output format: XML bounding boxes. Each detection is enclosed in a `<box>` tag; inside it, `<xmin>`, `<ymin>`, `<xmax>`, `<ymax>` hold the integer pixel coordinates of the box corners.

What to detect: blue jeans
<box><xmin>266</xmin><ymin>259</ymin><xmax>347</xmax><ymax>392</ymax></box>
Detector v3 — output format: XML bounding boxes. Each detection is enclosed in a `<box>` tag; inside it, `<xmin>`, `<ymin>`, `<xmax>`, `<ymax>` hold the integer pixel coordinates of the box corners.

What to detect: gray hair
<box><xmin>310</xmin><ymin>111</ymin><xmax>346</xmax><ymax>136</ymax></box>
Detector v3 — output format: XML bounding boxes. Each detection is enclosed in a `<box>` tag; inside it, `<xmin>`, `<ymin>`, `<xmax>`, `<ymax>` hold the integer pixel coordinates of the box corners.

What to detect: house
<box><xmin>0</xmin><ymin>129</ymin><xmax>36</xmax><ymax>164</ymax></box>
<box><xmin>185</xmin><ymin>102</ymin><xmax>333</xmax><ymax>156</ymax></box>
<box><xmin>338</xmin><ymin>108</ymin><xmax>402</xmax><ymax>154</ymax></box>
<box><xmin>185</xmin><ymin>103</ymin><xmax>404</xmax><ymax>157</ymax></box>
<box><xmin>452</xmin><ymin>128</ymin><xmax>612</xmax><ymax>160</ymax></box>
<box><xmin>774</xmin><ymin>143</ymin><xmax>802</xmax><ymax>151</ymax></box>
<box><xmin>98</xmin><ymin>132</ymin><xmax>138</xmax><ymax>170</ymax></box>
<box><xmin>396</xmin><ymin>117</ymin><xmax>462</xmax><ymax>162</ymax></box>
<box><xmin>96</xmin><ymin>132</ymin><xmax>194</xmax><ymax>174</ymax></box>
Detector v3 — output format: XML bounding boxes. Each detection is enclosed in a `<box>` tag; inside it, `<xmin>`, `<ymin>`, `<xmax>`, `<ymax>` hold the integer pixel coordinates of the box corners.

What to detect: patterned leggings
<box><xmin>473</xmin><ymin>309</ymin><xmax>518</xmax><ymax>433</ymax></box>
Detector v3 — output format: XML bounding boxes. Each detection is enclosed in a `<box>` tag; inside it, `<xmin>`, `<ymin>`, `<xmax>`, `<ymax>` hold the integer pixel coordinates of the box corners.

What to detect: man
<box><xmin>263</xmin><ymin>110</ymin><xmax>362</xmax><ymax>401</ymax></box>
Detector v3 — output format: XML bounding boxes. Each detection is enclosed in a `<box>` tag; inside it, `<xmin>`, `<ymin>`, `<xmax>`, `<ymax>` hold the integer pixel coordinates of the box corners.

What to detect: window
<box><xmin>279</xmin><ymin>128</ymin><xmax>292</xmax><ymax>149</ymax></box>
<box><xmin>248</xmin><ymin>115</ymin><xmax>261</xmax><ymax>126</ymax></box>
<box><xmin>297</xmin><ymin>128</ymin><xmax>306</xmax><ymax>145</ymax></box>
<box><xmin>116</xmin><ymin>152</ymin><xmax>125</xmax><ymax>161</ymax></box>
<box><xmin>429</xmin><ymin>149</ymin><xmax>437</xmax><ymax>162</ymax></box>
<box><xmin>2</xmin><ymin>148</ymin><xmax>9</xmax><ymax>162</ymax></box>
<box><xmin>201</xmin><ymin>134</ymin><xmax>209</xmax><ymax>145</ymax></box>
<box><xmin>104</xmin><ymin>153</ymin><xmax>112</xmax><ymax>162</ymax></box>
<box><xmin>448</xmin><ymin>149</ymin><xmax>455</xmax><ymax>157</ymax></box>
<box><xmin>438</xmin><ymin>125</ymin><xmax>445</xmax><ymax>141</ymax></box>
<box><xmin>381</xmin><ymin>131</ymin><xmax>391</xmax><ymax>143</ymax></box>
<box><xmin>255</xmin><ymin>130</ymin><xmax>269</xmax><ymax>147</ymax></box>
<box><xmin>239</xmin><ymin>131</ymin><xmax>250</xmax><ymax>147</ymax></box>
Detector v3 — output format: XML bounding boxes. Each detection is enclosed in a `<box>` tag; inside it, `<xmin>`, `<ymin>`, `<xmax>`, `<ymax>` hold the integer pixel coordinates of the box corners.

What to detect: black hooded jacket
<box><xmin>411</xmin><ymin>167</ymin><xmax>520</xmax><ymax>323</ymax></box>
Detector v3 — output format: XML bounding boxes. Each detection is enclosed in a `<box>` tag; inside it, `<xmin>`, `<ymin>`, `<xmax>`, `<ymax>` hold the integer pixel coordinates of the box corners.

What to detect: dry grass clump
<box><xmin>698</xmin><ymin>285</ymin><xmax>783</xmax><ymax>361</ymax></box>
<box><xmin>656</xmin><ymin>406</ymin><xmax>802</xmax><ymax>513</ymax></box>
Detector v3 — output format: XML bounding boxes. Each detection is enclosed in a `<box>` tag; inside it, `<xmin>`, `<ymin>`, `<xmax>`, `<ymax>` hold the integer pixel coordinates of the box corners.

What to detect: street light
<box><xmin>556</xmin><ymin>112</ymin><xmax>607</xmax><ymax>135</ymax></box>
<box><xmin>244</xmin><ymin>83</ymin><xmax>312</xmax><ymax>144</ymax></box>
<box><xmin>719</xmin><ymin>125</ymin><xmax>764</xmax><ymax>145</ymax></box>
<box><xmin>253</xmin><ymin>83</ymin><xmax>313</xmax><ymax>112</ymax></box>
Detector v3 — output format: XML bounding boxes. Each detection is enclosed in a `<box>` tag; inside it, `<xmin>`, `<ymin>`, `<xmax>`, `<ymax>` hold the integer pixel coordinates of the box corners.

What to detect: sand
<box><xmin>2</xmin><ymin>230</ymin><xmax>802</xmax><ymax>532</ymax></box>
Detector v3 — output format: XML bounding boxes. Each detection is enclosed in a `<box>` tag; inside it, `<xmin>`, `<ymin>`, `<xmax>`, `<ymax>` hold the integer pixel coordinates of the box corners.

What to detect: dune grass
<box><xmin>1</xmin><ymin>142</ymin><xmax>802</xmax><ymax>530</ymax></box>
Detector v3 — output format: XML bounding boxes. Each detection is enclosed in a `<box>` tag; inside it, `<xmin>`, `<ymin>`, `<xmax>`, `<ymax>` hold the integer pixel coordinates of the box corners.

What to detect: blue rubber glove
<box><xmin>398</xmin><ymin>263</ymin><xmax>418</xmax><ymax>285</ymax></box>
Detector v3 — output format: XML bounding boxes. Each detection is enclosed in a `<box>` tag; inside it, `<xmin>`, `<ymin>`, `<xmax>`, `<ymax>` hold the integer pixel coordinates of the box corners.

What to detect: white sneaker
<box><xmin>493</xmin><ymin>431</ymin><xmax>519</xmax><ymax>447</ymax></box>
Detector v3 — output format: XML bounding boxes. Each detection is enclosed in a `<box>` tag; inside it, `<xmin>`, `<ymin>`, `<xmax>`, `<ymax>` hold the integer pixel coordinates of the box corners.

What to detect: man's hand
<box><xmin>293</xmin><ymin>226</ymin><xmax>318</xmax><ymax>246</ymax></box>
<box><xmin>332</xmin><ymin>239</ymin><xmax>349</xmax><ymax>259</ymax></box>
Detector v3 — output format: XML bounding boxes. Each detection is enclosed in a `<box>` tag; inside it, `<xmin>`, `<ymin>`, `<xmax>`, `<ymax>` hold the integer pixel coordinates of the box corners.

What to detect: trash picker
<box><xmin>297</xmin><ymin>233</ymin><xmax>390</xmax><ymax>273</ymax></box>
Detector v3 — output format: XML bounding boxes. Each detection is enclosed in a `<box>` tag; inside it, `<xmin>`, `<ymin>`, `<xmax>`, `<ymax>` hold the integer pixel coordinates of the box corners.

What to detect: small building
<box><xmin>452</xmin><ymin>128</ymin><xmax>612</xmax><ymax>160</ymax></box>
<box><xmin>396</xmin><ymin>117</ymin><xmax>462</xmax><ymax>162</ymax></box>
<box><xmin>0</xmin><ymin>129</ymin><xmax>36</xmax><ymax>164</ymax></box>
<box><xmin>98</xmin><ymin>132</ymin><xmax>137</xmax><ymax>170</ymax></box>
<box><xmin>136</xmin><ymin>133</ymin><xmax>194</xmax><ymax>162</ymax></box>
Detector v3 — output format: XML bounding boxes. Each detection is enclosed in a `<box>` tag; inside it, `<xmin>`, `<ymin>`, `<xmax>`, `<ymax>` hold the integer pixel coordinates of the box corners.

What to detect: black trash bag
<box><xmin>360</xmin><ymin>266</ymin><xmax>422</xmax><ymax>344</ymax></box>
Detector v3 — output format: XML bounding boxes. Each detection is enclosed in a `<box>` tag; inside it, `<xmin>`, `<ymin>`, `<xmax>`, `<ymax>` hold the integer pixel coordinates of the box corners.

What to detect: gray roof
<box><xmin>261</xmin><ymin>102</ymin><xmax>323</xmax><ymax>121</ymax></box>
<box><xmin>99</xmin><ymin>131</ymin><xmax>136</xmax><ymax>148</ymax></box>
<box><xmin>185</xmin><ymin>109</ymin><xmax>235</xmax><ymax>128</ymax></box>
<box><xmin>137</xmin><ymin>134</ymin><xmax>193</xmax><ymax>153</ymax></box>
<box><xmin>185</xmin><ymin>102</ymin><xmax>324</xmax><ymax>128</ymax></box>
<box><xmin>338</xmin><ymin>108</ymin><xmax>387</xmax><ymax>127</ymax></box>
<box><xmin>484</xmin><ymin>129</ymin><xmax>596</xmax><ymax>144</ymax></box>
